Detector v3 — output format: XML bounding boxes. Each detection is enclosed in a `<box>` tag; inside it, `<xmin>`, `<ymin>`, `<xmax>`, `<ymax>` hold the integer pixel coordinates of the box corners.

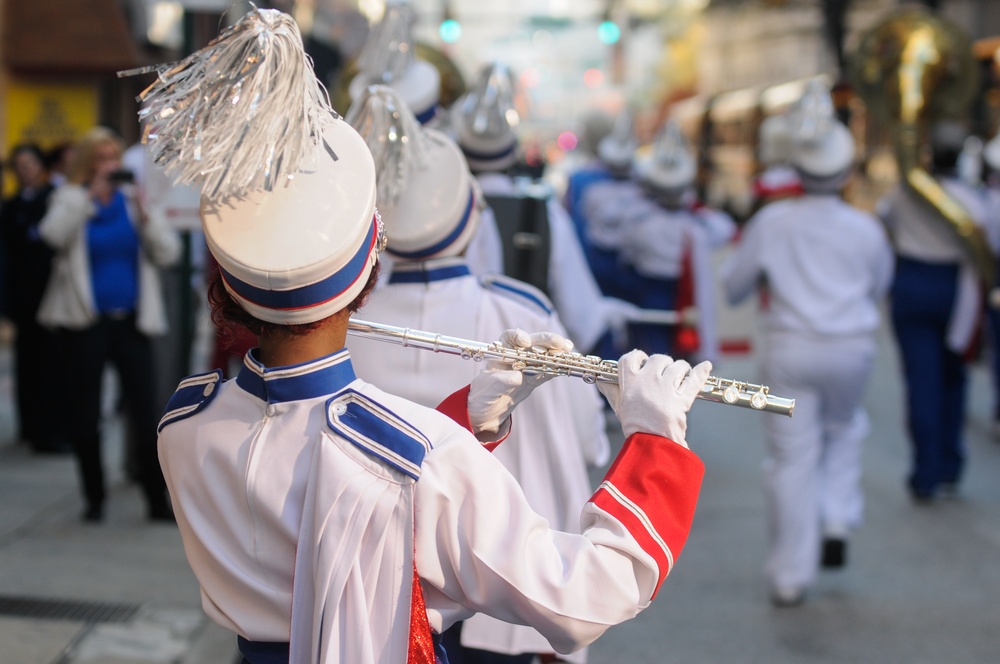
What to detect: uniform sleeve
<box><xmin>546</xmin><ymin>201</ymin><xmax>608</xmax><ymax>352</ymax></box>
<box><xmin>415</xmin><ymin>430</ymin><xmax>703</xmax><ymax>655</ymax></box>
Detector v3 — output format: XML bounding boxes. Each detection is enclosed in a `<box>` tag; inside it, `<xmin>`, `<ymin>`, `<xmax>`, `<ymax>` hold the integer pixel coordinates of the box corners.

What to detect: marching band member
<box><xmin>876</xmin><ymin>120</ymin><xmax>992</xmax><ymax>503</ymax></box>
<box><xmin>344</xmin><ymin>85</ymin><xmax>610</xmax><ymax>664</ymax></box>
<box><xmin>619</xmin><ymin>120</ymin><xmax>725</xmax><ymax>362</ymax></box>
<box><xmin>574</xmin><ymin>113</ymin><xmax>647</xmax><ymax>358</ymax></box>
<box><xmin>146</xmin><ymin>9</ymin><xmax>710</xmax><ymax>663</ymax></box>
<box><xmin>722</xmin><ymin>86</ymin><xmax>894</xmax><ymax>606</ymax></box>
<box><xmin>564</xmin><ymin>109</ymin><xmax>636</xmax><ymax>243</ymax></box>
<box><xmin>452</xmin><ymin>62</ymin><xmax>636</xmax><ymax>355</ymax></box>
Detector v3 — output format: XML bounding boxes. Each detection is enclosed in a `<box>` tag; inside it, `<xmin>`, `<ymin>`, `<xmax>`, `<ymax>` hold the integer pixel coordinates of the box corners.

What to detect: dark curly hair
<box><xmin>206</xmin><ymin>260</ymin><xmax>381</xmax><ymax>344</ymax></box>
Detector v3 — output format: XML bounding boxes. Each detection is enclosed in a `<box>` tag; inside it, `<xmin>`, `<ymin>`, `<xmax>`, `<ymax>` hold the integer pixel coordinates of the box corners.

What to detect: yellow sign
<box><xmin>2</xmin><ymin>81</ymin><xmax>97</xmax><ymax>196</ymax></box>
<box><xmin>4</xmin><ymin>82</ymin><xmax>97</xmax><ymax>151</ymax></box>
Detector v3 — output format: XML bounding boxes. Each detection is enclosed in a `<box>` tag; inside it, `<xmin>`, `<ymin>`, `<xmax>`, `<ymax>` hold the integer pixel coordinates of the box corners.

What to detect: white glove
<box><xmin>468</xmin><ymin>328</ymin><xmax>574</xmax><ymax>435</ymax></box>
<box><xmin>597</xmin><ymin>350</ymin><xmax>713</xmax><ymax>447</ymax></box>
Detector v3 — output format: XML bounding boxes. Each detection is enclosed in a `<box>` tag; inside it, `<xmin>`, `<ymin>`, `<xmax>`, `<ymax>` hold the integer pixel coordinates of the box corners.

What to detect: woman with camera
<box><xmin>36</xmin><ymin>126</ymin><xmax>181</xmax><ymax>523</ymax></box>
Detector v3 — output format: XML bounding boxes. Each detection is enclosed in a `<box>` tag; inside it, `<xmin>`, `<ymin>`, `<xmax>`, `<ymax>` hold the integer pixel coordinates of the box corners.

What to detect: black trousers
<box><xmin>56</xmin><ymin>315</ymin><xmax>169</xmax><ymax>515</ymax></box>
<box><xmin>11</xmin><ymin>315</ymin><xmax>61</xmax><ymax>448</ymax></box>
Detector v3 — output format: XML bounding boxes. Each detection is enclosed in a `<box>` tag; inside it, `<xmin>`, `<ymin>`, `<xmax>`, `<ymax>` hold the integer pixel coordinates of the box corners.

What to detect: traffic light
<box><xmin>597</xmin><ymin>20</ymin><xmax>621</xmax><ymax>45</ymax></box>
<box><xmin>439</xmin><ymin>18</ymin><xmax>461</xmax><ymax>43</ymax></box>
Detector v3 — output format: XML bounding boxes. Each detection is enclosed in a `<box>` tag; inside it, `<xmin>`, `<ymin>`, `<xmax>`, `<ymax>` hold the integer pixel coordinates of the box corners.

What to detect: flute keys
<box><xmin>750</xmin><ymin>389</ymin><xmax>768</xmax><ymax>410</ymax></box>
<box><xmin>723</xmin><ymin>385</ymin><xmax>740</xmax><ymax>404</ymax></box>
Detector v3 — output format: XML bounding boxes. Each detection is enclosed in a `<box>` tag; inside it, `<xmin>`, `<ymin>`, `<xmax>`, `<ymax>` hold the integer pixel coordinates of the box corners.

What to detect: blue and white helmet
<box><xmin>135</xmin><ymin>8</ymin><xmax>383</xmax><ymax>325</ymax></box>
<box><xmin>635</xmin><ymin>119</ymin><xmax>696</xmax><ymax>193</ymax></box>
<box><xmin>788</xmin><ymin>82</ymin><xmax>855</xmax><ymax>191</ymax></box>
<box><xmin>348</xmin><ymin>85</ymin><xmax>478</xmax><ymax>260</ymax></box>
<box><xmin>452</xmin><ymin>62</ymin><xmax>520</xmax><ymax>173</ymax></box>
<box><xmin>348</xmin><ymin>2</ymin><xmax>441</xmax><ymax>125</ymax></box>
<box><xmin>597</xmin><ymin>109</ymin><xmax>637</xmax><ymax>173</ymax></box>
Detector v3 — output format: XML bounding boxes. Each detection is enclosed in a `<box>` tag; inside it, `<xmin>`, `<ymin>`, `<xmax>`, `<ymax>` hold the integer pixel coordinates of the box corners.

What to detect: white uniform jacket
<box><xmin>722</xmin><ymin>194</ymin><xmax>894</xmax><ymax>335</ymax></box>
<box><xmin>158</xmin><ymin>349</ymin><xmax>703</xmax><ymax>664</ymax></box>
<box><xmin>348</xmin><ymin>258</ymin><xmax>611</xmax><ymax>661</ymax></box>
<box><xmin>579</xmin><ymin>179</ymin><xmax>645</xmax><ymax>252</ymax></box>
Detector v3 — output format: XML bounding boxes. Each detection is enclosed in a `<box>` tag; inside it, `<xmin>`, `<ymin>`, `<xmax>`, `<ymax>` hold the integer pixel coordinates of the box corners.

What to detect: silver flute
<box><xmin>347</xmin><ymin>319</ymin><xmax>795</xmax><ymax>417</ymax></box>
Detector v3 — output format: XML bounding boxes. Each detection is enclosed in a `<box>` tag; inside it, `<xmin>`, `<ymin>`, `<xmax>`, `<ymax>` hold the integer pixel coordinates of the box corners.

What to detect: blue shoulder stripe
<box><xmin>326</xmin><ymin>390</ymin><xmax>431</xmax><ymax>480</ymax></box>
<box><xmin>479</xmin><ymin>274</ymin><xmax>554</xmax><ymax>315</ymax></box>
<box><xmin>158</xmin><ymin>370</ymin><xmax>223</xmax><ymax>432</ymax></box>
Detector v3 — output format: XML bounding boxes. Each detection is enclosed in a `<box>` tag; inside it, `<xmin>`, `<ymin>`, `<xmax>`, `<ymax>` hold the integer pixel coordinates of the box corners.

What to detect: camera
<box><xmin>107</xmin><ymin>168</ymin><xmax>135</xmax><ymax>184</ymax></box>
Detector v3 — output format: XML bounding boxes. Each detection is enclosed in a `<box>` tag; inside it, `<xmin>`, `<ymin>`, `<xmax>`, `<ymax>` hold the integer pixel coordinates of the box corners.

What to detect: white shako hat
<box><xmin>452</xmin><ymin>62</ymin><xmax>520</xmax><ymax>172</ymax></box>
<box><xmin>347</xmin><ymin>85</ymin><xmax>478</xmax><ymax>260</ymax></box>
<box><xmin>635</xmin><ymin>119</ymin><xmax>696</xmax><ymax>193</ymax></box>
<box><xmin>348</xmin><ymin>2</ymin><xmax>441</xmax><ymax>125</ymax></box>
<box><xmin>597</xmin><ymin>109</ymin><xmax>637</xmax><ymax>172</ymax></box>
<box><xmin>758</xmin><ymin>113</ymin><xmax>795</xmax><ymax>167</ymax></box>
<box><xmin>132</xmin><ymin>8</ymin><xmax>383</xmax><ymax>325</ymax></box>
<box><xmin>788</xmin><ymin>81</ymin><xmax>855</xmax><ymax>191</ymax></box>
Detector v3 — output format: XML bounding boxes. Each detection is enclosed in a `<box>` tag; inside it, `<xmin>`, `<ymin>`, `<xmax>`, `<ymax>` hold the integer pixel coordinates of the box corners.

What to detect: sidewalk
<box><xmin>0</xmin><ymin>337</ymin><xmax>237</xmax><ymax>664</ymax></box>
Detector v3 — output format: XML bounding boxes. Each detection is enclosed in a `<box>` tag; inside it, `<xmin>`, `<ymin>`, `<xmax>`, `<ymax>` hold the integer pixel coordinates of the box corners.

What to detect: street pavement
<box><xmin>1</xmin><ymin>288</ymin><xmax>999</xmax><ymax>663</ymax></box>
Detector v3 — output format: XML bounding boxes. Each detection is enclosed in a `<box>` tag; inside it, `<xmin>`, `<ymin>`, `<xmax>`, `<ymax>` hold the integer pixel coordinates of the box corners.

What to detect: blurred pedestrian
<box><xmin>36</xmin><ymin>126</ymin><xmax>181</xmax><ymax>522</ymax></box>
<box><xmin>877</xmin><ymin>120</ymin><xmax>993</xmax><ymax>503</ymax></box>
<box><xmin>722</xmin><ymin>85</ymin><xmax>893</xmax><ymax>606</ymax></box>
<box><xmin>1</xmin><ymin>144</ymin><xmax>67</xmax><ymax>453</ymax></box>
<box><xmin>345</xmin><ymin>85</ymin><xmax>610</xmax><ymax>664</ymax></box>
<box><xmin>44</xmin><ymin>141</ymin><xmax>74</xmax><ymax>189</ymax></box>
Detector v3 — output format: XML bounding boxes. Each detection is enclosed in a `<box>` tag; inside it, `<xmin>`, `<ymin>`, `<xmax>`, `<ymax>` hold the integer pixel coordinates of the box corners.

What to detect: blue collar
<box><xmin>388</xmin><ymin>258</ymin><xmax>471</xmax><ymax>284</ymax></box>
<box><xmin>235</xmin><ymin>348</ymin><xmax>357</xmax><ymax>403</ymax></box>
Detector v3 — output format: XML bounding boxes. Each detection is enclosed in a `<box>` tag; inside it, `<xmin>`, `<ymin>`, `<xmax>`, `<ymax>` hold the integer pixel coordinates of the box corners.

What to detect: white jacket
<box><xmin>36</xmin><ymin>183</ymin><xmax>181</xmax><ymax>335</ymax></box>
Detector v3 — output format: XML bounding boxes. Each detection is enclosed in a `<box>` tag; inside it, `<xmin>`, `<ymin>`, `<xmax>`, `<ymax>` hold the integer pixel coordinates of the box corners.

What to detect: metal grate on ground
<box><xmin>0</xmin><ymin>595</ymin><xmax>140</xmax><ymax>623</ymax></box>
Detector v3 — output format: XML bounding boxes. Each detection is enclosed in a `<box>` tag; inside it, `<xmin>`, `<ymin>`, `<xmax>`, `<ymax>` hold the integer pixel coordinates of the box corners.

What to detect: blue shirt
<box><xmin>87</xmin><ymin>190</ymin><xmax>140</xmax><ymax>314</ymax></box>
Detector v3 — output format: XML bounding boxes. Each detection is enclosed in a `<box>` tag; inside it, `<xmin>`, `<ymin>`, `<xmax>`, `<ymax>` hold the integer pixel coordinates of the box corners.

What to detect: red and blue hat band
<box><xmin>220</xmin><ymin>217</ymin><xmax>378</xmax><ymax>312</ymax></box>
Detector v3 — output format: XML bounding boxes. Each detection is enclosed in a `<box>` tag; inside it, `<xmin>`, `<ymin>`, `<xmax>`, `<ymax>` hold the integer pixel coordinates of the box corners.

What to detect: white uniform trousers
<box><xmin>760</xmin><ymin>331</ymin><xmax>875</xmax><ymax>590</ymax></box>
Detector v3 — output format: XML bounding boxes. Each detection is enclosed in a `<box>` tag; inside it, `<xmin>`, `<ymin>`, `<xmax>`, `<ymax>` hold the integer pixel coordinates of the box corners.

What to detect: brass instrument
<box><xmin>850</xmin><ymin>7</ymin><xmax>995</xmax><ymax>286</ymax></box>
<box><xmin>347</xmin><ymin>319</ymin><xmax>795</xmax><ymax>417</ymax></box>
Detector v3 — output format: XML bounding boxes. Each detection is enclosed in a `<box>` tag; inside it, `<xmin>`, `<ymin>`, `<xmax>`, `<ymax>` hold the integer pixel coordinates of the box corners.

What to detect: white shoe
<box><xmin>770</xmin><ymin>585</ymin><xmax>806</xmax><ymax>608</ymax></box>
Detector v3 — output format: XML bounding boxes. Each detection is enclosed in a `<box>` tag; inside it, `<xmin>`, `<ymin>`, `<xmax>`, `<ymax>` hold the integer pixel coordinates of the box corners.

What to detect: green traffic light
<box><xmin>597</xmin><ymin>20</ymin><xmax>620</xmax><ymax>45</ymax></box>
<box><xmin>440</xmin><ymin>19</ymin><xmax>462</xmax><ymax>43</ymax></box>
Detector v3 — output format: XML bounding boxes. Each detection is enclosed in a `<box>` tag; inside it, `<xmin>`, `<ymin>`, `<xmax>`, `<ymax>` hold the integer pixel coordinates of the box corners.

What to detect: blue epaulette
<box><xmin>158</xmin><ymin>370</ymin><xmax>223</xmax><ymax>432</ymax></box>
<box><xmin>326</xmin><ymin>389</ymin><xmax>431</xmax><ymax>480</ymax></box>
<box><xmin>479</xmin><ymin>274</ymin><xmax>554</xmax><ymax>316</ymax></box>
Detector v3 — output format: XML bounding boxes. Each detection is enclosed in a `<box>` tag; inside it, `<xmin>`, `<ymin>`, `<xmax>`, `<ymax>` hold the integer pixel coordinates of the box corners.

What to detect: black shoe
<box><xmin>82</xmin><ymin>504</ymin><xmax>104</xmax><ymax>523</ymax></box>
<box><xmin>148</xmin><ymin>504</ymin><xmax>176</xmax><ymax>524</ymax></box>
<box><xmin>821</xmin><ymin>538</ymin><xmax>847</xmax><ymax>569</ymax></box>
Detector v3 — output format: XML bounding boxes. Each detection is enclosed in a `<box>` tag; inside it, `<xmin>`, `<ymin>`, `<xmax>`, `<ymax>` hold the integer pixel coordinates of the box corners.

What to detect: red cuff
<box><xmin>435</xmin><ymin>385</ymin><xmax>510</xmax><ymax>452</ymax></box>
<box><xmin>589</xmin><ymin>433</ymin><xmax>704</xmax><ymax>598</ymax></box>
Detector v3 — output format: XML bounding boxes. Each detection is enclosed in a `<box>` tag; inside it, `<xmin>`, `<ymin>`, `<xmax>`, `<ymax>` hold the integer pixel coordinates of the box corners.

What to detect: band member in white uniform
<box><xmin>344</xmin><ymin>86</ymin><xmax>610</xmax><ymax>664</ymax></box>
<box><xmin>876</xmin><ymin>120</ymin><xmax>992</xmax><ymax>503</ymax></box>
<box><xmin>619</xmin><ymin>121</ymin><xmax>726</xmax><ymax>362</ymax></box>
<box><xmin>146</xmin><ymin>10</ymin><xmax>711</xmax><ymax>663</ymax></box>
<box><xmin>452</xmin><ymin>62</ymin><xmax>636</xmax><ymax>356</ymax></box>
<box><xmin>721</xmin><ymin>87</ymin><xmax>894</xmax><ymax>607</ymax></box>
